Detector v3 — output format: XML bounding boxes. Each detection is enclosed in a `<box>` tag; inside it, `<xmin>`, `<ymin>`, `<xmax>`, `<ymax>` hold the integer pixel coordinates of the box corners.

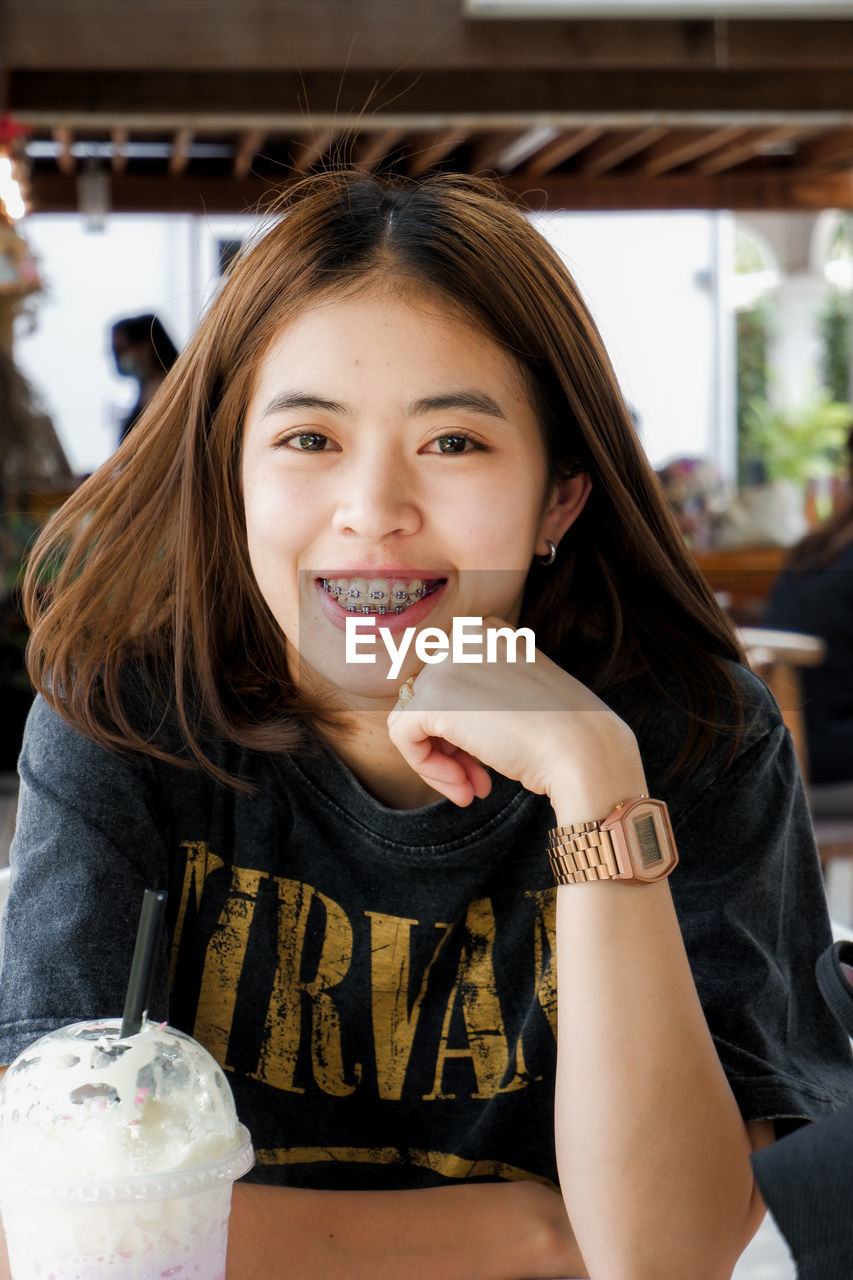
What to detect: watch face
<box><xmin>620</xmin><ymin>800</ymin><xmax>678</xmax><ymax>881</ymax></box>
<box><xmin>632</xmin><ymin>812</ymin><xmax>664</xmax><ymax>871</ymax></box>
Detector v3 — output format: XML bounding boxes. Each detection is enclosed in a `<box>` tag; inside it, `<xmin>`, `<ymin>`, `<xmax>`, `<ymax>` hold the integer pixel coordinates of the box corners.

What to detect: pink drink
<box><xmin>0</xmin><ymin>1019</ymin><xmax>254</xmax><ymax>1280</ymax></box>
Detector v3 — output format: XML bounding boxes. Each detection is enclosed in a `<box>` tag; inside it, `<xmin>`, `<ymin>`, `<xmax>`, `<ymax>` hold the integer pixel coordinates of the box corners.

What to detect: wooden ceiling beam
<box><xmin>290</xmin><ymin>128</ymin><xmax>336</xmax><ymax>173</ymax></box>
<box><xmin>691</xmin><ymin>125</ymin><xmax>808</xmax><ymax>175</ymax></box>
<box><xmin>51</xmin><ymin>125</ymin><xmax>75</xmax><ymax>175</ymax></box>
<box><xmin>232</xmin><ymin>129</ymin><xmax>265</xmax><ymax>180</ymax></box>
<box><xmin>468</xmin><ymin>129</ymin><xmax>529</xmax><ymax>175</ymax></box>
<box><xmin>406</xmin><ymin>128</ymin><xmax>468</xmax><ymax>176</ymax></box>
<box><xmin>574</xmin><ymin>126</ymin><xmax>668</xmax><ymax>177</ymax></box>
<box><xmin>110</xmin><ymin>126</ymin><xmax>129</xmax><ymax>174</ymax></box>
<box><xmin>629</xmin><ymin>126</ymin><xmax>746</xmax><ymax>178</ymax></box>
<box><xmin>169</xmin><ymin>127</ymin><xmax>194</xmax><ymax>177</ymax></box>
<box><xmin>354</xmin><ymin>128</ymin><xmax>406</xmax><ymax>173</ymax></box>
<box><xmin>503</xmin><ymin>169</ymin><xmax>853</xmax><ymax>211</ymax></box>
<box><xmin>796</xmin><ymin>127</ymin><xmax>853</xmax><ymax>171</ymax></box>
<box><xmin>28</xmin><ymin>167</ymin><xmax>853</xmax><ymax>217</ymax></box>
<box><xmin>521</xmin><ymin>127</ymin><xmax>604</xmax><ymax>178</ymax></box>
<box><xmin>14</xmin><ymin>68</ymin><xmax>853</xmax><ymax>118</ymax></box>
<box><xmin>6</xmin><ymin>5</ymin><xmax>853</xmax><ymax>73</ymax></box>
<box><xmin>490</xmin><ymin>125</ymin><xmax>560</xmax><ymax>174</ymax></box>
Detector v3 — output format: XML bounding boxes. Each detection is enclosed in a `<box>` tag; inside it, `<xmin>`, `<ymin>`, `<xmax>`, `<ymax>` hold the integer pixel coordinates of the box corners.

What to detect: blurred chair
<box><xmin>740</xmin><ymin>627</ymin><xmax>853</xmax><ymax>907</ymax></box>
<box><xmin>739</xmin><ymin>627</ymin><xmax>825</xmax><ymax>778</ymax></box>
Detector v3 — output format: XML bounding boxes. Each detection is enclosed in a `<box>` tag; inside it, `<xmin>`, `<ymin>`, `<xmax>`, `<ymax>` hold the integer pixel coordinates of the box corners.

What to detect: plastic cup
<box><xmin>0</xmin><ymin>1018</ymin><xmax>254</xmax><ymax>1280</ymax></box>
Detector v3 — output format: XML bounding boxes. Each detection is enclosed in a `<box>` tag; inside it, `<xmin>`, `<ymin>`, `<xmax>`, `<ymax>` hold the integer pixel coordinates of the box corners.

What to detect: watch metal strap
<box><xmin>547</xmin><ymin>820</ymin><xmax>619</xmax><ymax>885</ymax></box>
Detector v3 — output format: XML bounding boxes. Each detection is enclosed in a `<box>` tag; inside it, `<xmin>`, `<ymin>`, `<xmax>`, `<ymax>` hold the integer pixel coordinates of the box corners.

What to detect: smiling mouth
<box><xmin>319</xmin><ymin>576</ymin><xmax>447</xmax><ymax>615</ymax></box>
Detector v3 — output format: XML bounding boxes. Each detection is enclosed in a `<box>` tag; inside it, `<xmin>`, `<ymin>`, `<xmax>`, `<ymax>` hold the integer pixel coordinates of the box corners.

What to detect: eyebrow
<box><xmin>260</xmin><ymin>392</ymin><xmax>347</xmax><ymax>418</ymax></box>
<box><xmin>259</xmin><ymin>388</ymin><xmax>508</xmax><ymax>422</ymax></box>
<box><xmin>409</xmin><ymin>391</ymin><xmax>507</xmax><ymax>420</ymax></box>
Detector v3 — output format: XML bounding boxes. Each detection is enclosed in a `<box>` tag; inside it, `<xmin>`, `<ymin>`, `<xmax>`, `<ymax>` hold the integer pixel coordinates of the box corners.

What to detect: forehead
<box><xmin>249</xmin><ymin>282</ymin><xmax>532</xmax><ymax>403</ymax></box>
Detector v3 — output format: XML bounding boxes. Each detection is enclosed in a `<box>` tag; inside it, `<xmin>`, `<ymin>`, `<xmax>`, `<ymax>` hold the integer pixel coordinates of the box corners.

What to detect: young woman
<box><xmin>2</xmin><ymin>171</ymin><xmax>851</xmax><ymax>1280</ymax></box>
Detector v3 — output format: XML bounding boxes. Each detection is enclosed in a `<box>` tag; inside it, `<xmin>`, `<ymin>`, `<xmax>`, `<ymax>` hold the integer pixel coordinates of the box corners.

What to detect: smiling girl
<box><xmin>2</xmin><ymin>171</ymin><xmax>851</xmax><ymax>1280</ymax></box>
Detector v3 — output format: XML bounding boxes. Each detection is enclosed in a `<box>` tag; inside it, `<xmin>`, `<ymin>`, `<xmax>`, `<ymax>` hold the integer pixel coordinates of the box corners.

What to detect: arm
<box><xmin>0</xmin><ymin>1170</ymin><xmax>586</xmax><ymax>1280</ymax></box>
<box><xmin>227</xmin><ymin>1179</ymin><xmax>586</xmax><ymax>1280</ymax></box>
<box><xmin>551</xmin><ymin>851</ymin><xmax>771</xmax><ymax>1279</ymax></box>
<box><xmin>386</xmin><ymin>631</ymin><xmax>773</xmax><ymax>1280</ymax></box>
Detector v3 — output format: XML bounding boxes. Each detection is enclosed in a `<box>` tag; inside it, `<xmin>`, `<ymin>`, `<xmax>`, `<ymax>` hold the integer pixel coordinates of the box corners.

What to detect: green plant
<box><xmin>819</xmin><ymin>287</ymin><xmax>851</xmax><ymax>403</ymax></box>
<box><xmin>736</xmin><ymin>302</ymin><xmax>771</xmax><ymax>485</ymax></box>
<box><xmin>739</xmin><ymin>394</ymin><xmax>853</xmax><ymax>485</ymax></box>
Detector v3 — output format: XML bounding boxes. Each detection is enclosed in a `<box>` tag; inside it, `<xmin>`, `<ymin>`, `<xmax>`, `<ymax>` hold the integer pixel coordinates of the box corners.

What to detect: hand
<box><xmin>386</xmin><ymin>617</ymin><xmax>645</xmax><ymax>819</ymax></box>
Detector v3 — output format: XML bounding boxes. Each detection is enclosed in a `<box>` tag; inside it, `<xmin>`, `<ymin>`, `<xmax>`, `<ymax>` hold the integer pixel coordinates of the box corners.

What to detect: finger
<box><xmin>391</xmin><ymin>729</ymin><xmax>493</xmax><ymax>807</ymax></box>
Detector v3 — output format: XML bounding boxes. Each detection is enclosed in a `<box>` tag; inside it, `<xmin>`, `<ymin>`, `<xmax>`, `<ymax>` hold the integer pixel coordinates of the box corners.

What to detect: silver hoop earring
<box><xmin>536</xmin><ymin>540</ymin><xmax>557</xmax><ymax>567</ymax></box>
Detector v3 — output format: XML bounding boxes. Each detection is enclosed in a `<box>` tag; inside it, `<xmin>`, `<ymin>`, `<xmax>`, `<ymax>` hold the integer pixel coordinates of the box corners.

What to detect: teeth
<box><xmin>321</xmin><ymin>576</ymin><xmax>439</xmax><ymax>614</ymax></box>
<box><xmin>367</xmin><ymin>579</ymin><xmax>391</xmax><ymax>608</ymax></box>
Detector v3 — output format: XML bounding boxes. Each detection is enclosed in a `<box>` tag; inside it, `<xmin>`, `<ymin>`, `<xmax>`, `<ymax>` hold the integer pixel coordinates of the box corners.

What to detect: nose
<box><xmin>331</xmin><ymin>446</ymin><xmax>423</xmax><ymax>543</ymax></box>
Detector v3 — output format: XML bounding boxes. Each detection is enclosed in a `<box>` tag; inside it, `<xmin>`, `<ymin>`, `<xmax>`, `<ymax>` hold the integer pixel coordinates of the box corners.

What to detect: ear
<box><xmin>536</xmin><ymin>467</ymin><xmax>592</xmax><ymax>558</ymax></box>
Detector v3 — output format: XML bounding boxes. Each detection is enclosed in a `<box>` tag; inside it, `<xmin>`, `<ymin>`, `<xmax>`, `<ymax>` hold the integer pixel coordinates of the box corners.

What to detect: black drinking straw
<box><xmin>120</xmin><ymin>888</ymin><xmax>168</xmax><ymax>1039</ymax></box>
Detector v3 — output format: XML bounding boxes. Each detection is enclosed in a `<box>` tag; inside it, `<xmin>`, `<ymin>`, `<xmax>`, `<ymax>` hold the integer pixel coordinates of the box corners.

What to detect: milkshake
<box><xmin>0</xmin><ymin>1017</ymin><xmax>253</xmax><ymax>1279</ymax></box>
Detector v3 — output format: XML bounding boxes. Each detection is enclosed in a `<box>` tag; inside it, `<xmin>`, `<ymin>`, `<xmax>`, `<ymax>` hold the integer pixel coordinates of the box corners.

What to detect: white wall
<box><xmin>13</xmin><ymin>212</ymin><xmax>265</xmax><ymax>474</ymax></box>
<box><xmin>531</xmin><ymin>209</ymin><xmax>728</xmax><ymax>472</ymax></box>
<box><xmin>13</xmin><ymin>207</ymin><xmax>725</xmax><ymax>477</ymax></box>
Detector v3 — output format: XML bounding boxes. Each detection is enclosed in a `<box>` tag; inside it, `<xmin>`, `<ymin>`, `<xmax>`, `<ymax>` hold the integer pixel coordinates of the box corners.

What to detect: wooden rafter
<box><xmin>354</xmin><ymin>129</ymin><xmax>406</xmax><ymax>173</ymax></box>
<box><xmin>797</xmin><ymin>127</ymin><xmax>853</xmax><ymax>171</ymax></box>
<box><xmin>169</xmin><ymin>127</ymin><xmax>194</xmax><ymax>177</ymax></box>
<box><xmin>52</xmin><ymin>125</ymin><xmax>75</xmax><ymax>175</ymax></box>
<box><xmin>691</xmin><ymin>126</ymin><xmax>807</xmax><ymax>176</ymax></box>
<box><xmin>110</xmin><ymin>126</ymin><xmax>129</xmax><ymax>174</ymax></box>
<box><xmin>493</xmin><ymin>125</ymin><xmax>560</xmax><ymax>174</ymax></box>
<box><xmin>574</xmin><ymin>126</ymin><xmax>668</xmax><ymax>177</ymax></box>
<box><xmin>406</xmin><ymin>128</ymin><xmax>468</xmax><ymax>176</ymax></box>
<box><xmin>232</xmin><ymin>129</ymin><xmax>265</xmax><ymax>180</ymax></box>
<box><xmin>290</xmin><ymin>129</ymin><xmax>336</xmax><ymax>173</ymax></box>
<box><xmin>468</xmin><ymin>129</ymin><xmax>527</xmax><ymax>175</ymax></box>
<box><xmin>629</xmin><ymin>126</ymin><xmax>747</xmax><ymax>178</ymax></box>
<box><xmin>521</xmin><ymin>127</ymin><xmax>604</xmax><ymax>178</ymax></box>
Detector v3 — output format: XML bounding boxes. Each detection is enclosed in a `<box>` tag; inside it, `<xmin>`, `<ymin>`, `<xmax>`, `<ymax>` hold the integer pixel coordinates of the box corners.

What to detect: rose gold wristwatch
<box><xmin>546</xmin><ymin>796</ymin><xmax>678</xmax><ymax>886</ymax></box>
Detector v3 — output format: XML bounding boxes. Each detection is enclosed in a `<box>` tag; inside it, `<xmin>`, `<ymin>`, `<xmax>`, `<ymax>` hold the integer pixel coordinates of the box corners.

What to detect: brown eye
<box><xmin>286</xmin><ymin>432</ymin><xmax>328</xmax><ymax>451</ymax></box>
<box><xmin>435</xmin><ymin>434</ymin><xmax>471</xmax><ymax>454</ymax></box>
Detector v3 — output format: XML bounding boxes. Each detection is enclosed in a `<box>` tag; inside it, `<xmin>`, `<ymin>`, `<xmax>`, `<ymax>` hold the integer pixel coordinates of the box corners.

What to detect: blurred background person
<box><xmin>764</xmin><ymin>426</ymin><xmax>853</xmax><ymax>812</ymax></box>
<box><xmin>110</xmin><ymin>313</ymin><xmax>179</xmax><ymax>444</ymax></box>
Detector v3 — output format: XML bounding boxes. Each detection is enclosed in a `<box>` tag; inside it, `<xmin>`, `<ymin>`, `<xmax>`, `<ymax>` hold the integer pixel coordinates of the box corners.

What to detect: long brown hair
<box><xmin>24</xmin><ymin>169</ymin><xmax>744</xmax><ymax>785</ymax></box>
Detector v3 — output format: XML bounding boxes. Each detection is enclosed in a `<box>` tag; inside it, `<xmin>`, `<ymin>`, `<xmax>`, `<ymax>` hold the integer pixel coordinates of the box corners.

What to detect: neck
<box><xmin>316</xmin><ymin>711</ymin><xmax>443</xmax><ymax>810</ymax></box>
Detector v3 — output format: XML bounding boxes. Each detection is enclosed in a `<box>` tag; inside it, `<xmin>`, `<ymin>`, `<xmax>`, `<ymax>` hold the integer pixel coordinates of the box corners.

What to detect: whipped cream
<box><xmin>0</xmin><ymin>1019</ymin><xmax>239</xmax><ymax>1180</ymax></box>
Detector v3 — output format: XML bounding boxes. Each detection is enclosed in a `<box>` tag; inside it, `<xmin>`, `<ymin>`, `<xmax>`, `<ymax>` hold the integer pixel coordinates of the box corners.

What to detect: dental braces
<box><xmin>320</xmin><ymin>578</ymin><xmax>429</xmax><ymax>614</ymax></box>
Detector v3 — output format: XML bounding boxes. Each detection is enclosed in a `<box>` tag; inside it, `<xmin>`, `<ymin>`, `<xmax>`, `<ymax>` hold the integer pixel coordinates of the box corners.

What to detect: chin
<box><xmin>291</xmin><ymin>653</ymin><xmax>410</xmax><ymax>709</ymax></box>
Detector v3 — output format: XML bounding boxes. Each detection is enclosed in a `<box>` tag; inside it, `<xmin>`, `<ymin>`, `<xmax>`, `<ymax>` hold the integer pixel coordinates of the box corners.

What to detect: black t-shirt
<box><xmin>1</xmin><ymin>663</ymin><xmax>851</xmax><ymax>1190</ymax></box>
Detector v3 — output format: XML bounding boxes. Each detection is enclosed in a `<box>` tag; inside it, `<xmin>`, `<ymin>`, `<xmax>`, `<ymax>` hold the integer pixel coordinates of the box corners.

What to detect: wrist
<box><xmin>547</xmin><ymin>727</ymin><xmax>645</xmax><ymax>828</ymax></box>
<box><xmin>550</xmin><ymin>776</ymin><xmax>647</xmax><ymax>830</ymax></box>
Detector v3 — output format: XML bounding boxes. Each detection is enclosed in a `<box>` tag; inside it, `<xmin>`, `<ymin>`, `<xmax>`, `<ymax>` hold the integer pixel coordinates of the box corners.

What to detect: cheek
<box><xmin>455</xmin><ymin>477</ymin><xmax>547</xmax><ymax>550</ymax></box>
<box><xmin>242</xmin><ymin>482</ymin><xmax>293</xmax><ymax>598</ymax></box>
